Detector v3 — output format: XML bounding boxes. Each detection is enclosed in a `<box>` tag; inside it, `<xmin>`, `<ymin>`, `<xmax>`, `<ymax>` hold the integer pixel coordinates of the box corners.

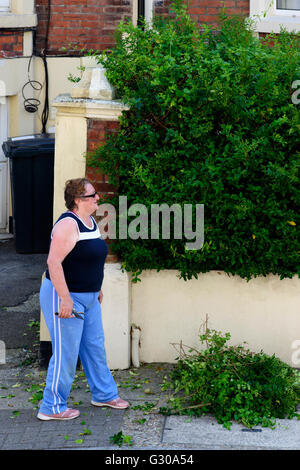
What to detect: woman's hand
<box><xmin>98</xmin><ymin>290</ymin><xmax>103</xmax><ymax>304</ymax></box>
<box><xmin>58</xmin><ymin>295</ymin><xmax>74</xmax><ymax>318</ymax></box>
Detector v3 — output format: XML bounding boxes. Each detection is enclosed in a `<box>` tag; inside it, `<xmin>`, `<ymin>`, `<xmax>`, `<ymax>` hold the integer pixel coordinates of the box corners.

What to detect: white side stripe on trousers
<box><xmin>51</xmin><ymin>287</ymin><xmax>62</xmax><ymax>414</ymax></box>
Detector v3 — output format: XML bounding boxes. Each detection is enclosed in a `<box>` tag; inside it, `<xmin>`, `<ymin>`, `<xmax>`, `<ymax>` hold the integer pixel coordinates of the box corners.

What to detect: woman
<box><xmin>37</xmin><ymin>178</ymin><xmax>129</xmax><ymax>421</ymax></box>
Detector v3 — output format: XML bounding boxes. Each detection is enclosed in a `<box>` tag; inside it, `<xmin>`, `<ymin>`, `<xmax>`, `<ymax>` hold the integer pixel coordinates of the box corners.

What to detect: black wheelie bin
<box><xmin>2</xmin><ymin>134</ymin><xmax>55</xmax><ymax>253</ymax></box>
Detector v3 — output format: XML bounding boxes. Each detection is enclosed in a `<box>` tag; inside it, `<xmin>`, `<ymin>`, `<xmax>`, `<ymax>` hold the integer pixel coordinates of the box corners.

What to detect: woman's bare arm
<box><xmin>47</xmin><ymin>218</ymin><xmax>78</xmax><ymax>318</ymax></box>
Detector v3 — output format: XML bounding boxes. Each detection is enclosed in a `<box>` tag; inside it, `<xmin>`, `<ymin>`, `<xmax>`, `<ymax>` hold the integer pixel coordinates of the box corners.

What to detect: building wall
<box><xmin>86</xmin><ymin>119</ymin><xmax>118</xmax><ymax>195</ymax></box>
<box><xmin>154</xmin><ymin>0</ymin><xmax>249</xmax><ymax>23</ymax></box>
<box><xmin>131</xmin><ymin>270</ymin><xmax>300</xmax><ymax>367</ymax></box>
<box><xmin>186</xmin><ymin>0</ymin><xmax>249</xmax><ymax>25</ymax></box>
<box><xmin>33</xmin><ymin>0</ymin><xmax>250</xmax><ymax>58</ymax></box>
<box><xmin>86</xmin><ymin>118</ymin><xmax>119</xmax><ymax>261</ymax></box>
<box><xmin>35</xmin><ymin>0</ymin><xmax>133</xmax><ymax>56</ymax></box>
<box><xmin>0</xmin><ymin>29</ymin><xmax>23</xmax><ymax>57</ymax></box>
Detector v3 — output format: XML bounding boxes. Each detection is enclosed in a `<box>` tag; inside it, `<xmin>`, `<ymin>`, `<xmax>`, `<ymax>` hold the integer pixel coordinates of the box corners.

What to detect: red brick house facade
<box><xmin>34</xmin><ymin>0</ymin><xmax>249</xmax><ymax>56</ymax></box>
<box><xmin>0</xmin><ymin>1</ymin><xmax>250</xmax><ymax>59</ymax></box>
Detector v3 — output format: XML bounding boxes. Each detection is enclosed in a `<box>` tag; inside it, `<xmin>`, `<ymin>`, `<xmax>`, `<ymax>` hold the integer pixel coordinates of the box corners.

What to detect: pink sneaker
<box><xmin>37</xmin><ymin>408</ymin><xmax>80</xmax><ymax>421</ymax></box>
<box><xmin>91</xmin><ymin>398</ymin><xmax>130</xmax><ymax>409</ymax></box>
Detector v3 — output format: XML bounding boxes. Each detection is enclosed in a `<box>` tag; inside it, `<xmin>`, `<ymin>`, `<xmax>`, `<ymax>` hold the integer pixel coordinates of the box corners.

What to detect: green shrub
<box><xmin>88</xmin><ymin>2</ymin><xmax>300</xmax><ymax>281</ymax></box>
<box><xmin>160</xmin><ymin>327</ymin><xmax>300</xmax><ymax>429</ymax></box>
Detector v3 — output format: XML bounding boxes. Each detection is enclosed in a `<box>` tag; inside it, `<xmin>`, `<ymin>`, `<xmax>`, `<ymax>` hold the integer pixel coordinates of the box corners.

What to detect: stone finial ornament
<box><xmin>71</xmin><ymin>66</ymin><xmax>116</xmax><ymax>101</ymax></box>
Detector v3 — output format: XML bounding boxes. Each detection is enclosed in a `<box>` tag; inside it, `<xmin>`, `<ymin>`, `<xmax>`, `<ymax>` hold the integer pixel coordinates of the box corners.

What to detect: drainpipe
<box><xmin>131</xmin><ymin>324</ymin><xmax>141</xmax><ymax>368</ymax></box>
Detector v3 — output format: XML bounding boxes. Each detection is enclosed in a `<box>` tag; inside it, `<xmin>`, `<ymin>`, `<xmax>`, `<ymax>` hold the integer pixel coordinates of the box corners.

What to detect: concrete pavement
<box><xmin>1</xmin><ymin>349</ymin><xmax>300</xmax><ymax>451</ymax></box>
<box><xmin>1</xmin><ymin>237</ymin><xmax>300</xmax><ymax>452</ymax></box>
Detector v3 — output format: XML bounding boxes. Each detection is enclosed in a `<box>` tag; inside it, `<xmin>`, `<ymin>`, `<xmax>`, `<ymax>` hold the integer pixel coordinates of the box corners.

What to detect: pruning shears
<box><xmin>55</xmin><ymin>308</ymin><xmax>85</xmax><ymax>320</ymax></box>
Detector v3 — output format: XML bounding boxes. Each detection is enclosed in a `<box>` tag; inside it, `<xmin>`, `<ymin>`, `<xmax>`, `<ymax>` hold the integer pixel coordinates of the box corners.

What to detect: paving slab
<box><xmin>162</xmin><ymin>414</ymin><xmax>300</xmax><ymax>450</ymax></box>
<box><xmin>0</xmin><ymin>406</ymin><xmax>124</xmax><ymax>450</ymax></box>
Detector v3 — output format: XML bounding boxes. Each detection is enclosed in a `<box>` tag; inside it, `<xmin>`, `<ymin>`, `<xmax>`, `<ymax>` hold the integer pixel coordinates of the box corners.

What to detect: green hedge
<box><xmin>88</xmin><ymin>2</ymin><xmax>300</xmax><ymax>281</ymax></box>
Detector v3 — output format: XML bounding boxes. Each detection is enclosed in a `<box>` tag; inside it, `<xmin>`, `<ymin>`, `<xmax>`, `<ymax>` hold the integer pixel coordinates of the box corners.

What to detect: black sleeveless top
<box><xmin>45</xmin><ymin>211</ymin><xmax>108</xmax><ymax>292</ymax></box>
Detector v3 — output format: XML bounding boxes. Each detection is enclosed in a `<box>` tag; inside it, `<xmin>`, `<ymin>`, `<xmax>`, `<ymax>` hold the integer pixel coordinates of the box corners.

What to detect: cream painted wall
<box><xmin>250</xmin><ymin>0</ymin><xmax>300</xmax><ymax>33</ymax></box>
<box><xmin>8</xmin><ymin>95</ymin><xmax>18</xmax><ymax>137</ymax></box>
<box><xmin>0</xmin><ymin>57</ymin><xmax>26</xmax><ymax>96</ymax></box>
<box><xmin>131</xmin><ymin>270</ymin><xmax>300</xmax><ymax>367</ymax></box>
<box><xmin>53</xmin><ymin>112</ymin><xmax>87</xmax><ymax>220</ymax></box>
<box><xmin>33</xmin><ymin>57</ymin><xmax>81</xmax><ymax>134</ymax></box>
<box><xmin>0</xmin><ymin>57</ymin><xmax>81</xmax><ymax>136</ymax></box>
<box><xmin>101</xmin><ymin>263</ymin><xmax>131</xmax><ymax>370</ymax></box>
<box><xmin>9</xmin><ymin>89</ymin><xmax>35</xmax><ymax>136</ymax></box>
<box><xmin>11</xmin><ymin>0</ymin><xmax>35</xmax><ymax>14</ymax></box>
<box><xmin>0</xmin><ymin>58</ymin><xmax>36</xmax><ymax>222</ymax></box>
<box><xmin>0</xmin><ymin>0</ymin><xmax>37</xmax><ymax>27</ymax></box>
<box><xmin>0</xmin><ymin>58</ymin><xmax>35</xmax><ymax>136</ymax></box>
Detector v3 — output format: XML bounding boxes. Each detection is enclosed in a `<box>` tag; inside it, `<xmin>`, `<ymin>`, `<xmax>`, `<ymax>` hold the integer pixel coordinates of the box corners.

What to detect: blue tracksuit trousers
<box><xmin>39</xmin><ymin>277</ymin><xmax>118</xmax><ymax>415</ymax></box>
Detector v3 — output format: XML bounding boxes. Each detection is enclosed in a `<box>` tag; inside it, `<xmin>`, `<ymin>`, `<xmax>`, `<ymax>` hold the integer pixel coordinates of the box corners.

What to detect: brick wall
<box><xmin>0</xmin><ymin>30</ymin><xmax>23</xmax><ymax>58</ymax></box>
<box><xmin>86</xmin><ymin>118</ymin><xmax>119</xmax><ymax>260</ymax></box>
<box><xmin>153</xmin><ymin>0</ymin><xmax>171</xmax><ymax>17</ymax></box>
<box><xmin>35</xmin><ymin>0</ymin><xmax>132</xmax><ymax>56</ymax></box>
<box><xmin>86</xmin><ymin>119</ymin><xmax>119</xmax><ymax>199</ymax></box>
<box><xmin>35</xmin><ymin>0</ymin><xmax>250</xmax><ymax>56</ymax></box>
<box><xmin>187</xmin><ymin>0</ymin><xmax>249</xmax><ymax>25</ymax></box>
<box><xmin>154</xmin><ymin>0</ymin><xmax>249</xmax><ymax>24</ymax></box>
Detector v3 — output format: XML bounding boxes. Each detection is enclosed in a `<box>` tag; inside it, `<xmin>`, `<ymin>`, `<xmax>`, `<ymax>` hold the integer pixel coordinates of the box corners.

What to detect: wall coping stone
<box><xmin>53</xmin><ymin>93</ymin><xmax>129</xmax><ymax>120</ymax></box>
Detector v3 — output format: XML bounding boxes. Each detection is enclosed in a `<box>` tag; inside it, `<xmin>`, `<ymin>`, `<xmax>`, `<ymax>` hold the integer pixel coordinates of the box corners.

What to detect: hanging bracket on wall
<box><xmin>22</xmin><ymin>55</ymin><xmax>42</xmax><ymax>114</ymax></box>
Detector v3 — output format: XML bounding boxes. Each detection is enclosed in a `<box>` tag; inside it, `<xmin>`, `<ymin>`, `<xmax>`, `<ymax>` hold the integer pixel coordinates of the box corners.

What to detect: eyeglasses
<box><xmin>79</xmin><ymin>192</ymin><xmax>98</xmax><ymax>199</ymax></box>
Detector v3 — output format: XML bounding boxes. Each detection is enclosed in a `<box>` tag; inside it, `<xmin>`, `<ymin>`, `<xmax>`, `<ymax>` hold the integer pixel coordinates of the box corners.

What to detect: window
<box><xmin>133</xmin><ymin>0</ymin><xmax>153</xmax><ymax>26</ymax></box>
<box><xmin>0</xmin><ymin>0</ymin><xmax>10</xmax><ymax>12</ymax></box>
<box><xmin>276</xmin><ymin>0</ymin><xmax>300</xmax><ymax>10</ymax></box>
<box><xmin>250</xmin><ymin>0</ymin><xmax>300</xmax><ymax>33</ymax></box>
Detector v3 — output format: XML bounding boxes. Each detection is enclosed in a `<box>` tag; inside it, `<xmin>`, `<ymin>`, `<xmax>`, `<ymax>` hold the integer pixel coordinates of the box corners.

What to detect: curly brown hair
<box><xmin>64</xmin><ymin>178</ymin><xmax>91</xmax><ymax>210</ymax></box>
